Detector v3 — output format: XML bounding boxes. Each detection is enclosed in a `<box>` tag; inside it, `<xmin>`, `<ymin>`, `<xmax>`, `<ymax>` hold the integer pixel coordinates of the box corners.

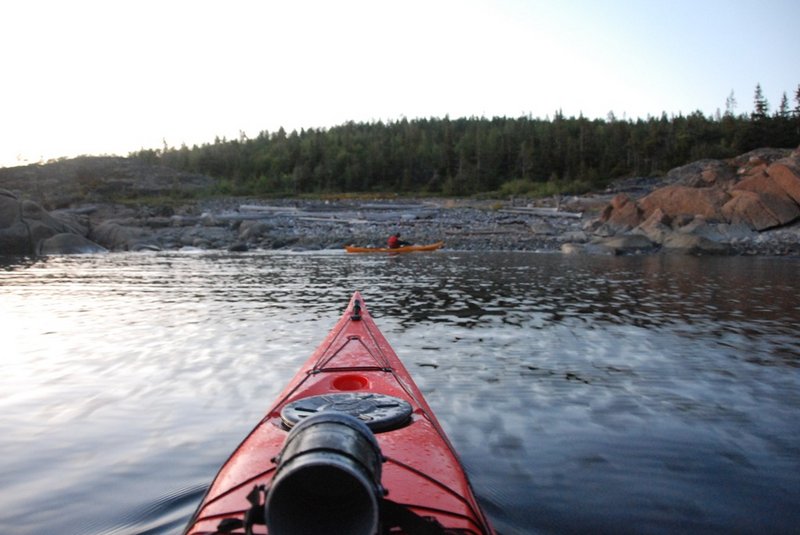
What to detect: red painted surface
<box><xmin>184</xmin><ymin>291</ymin><xmax>494</xmax><ymax>534</ymax></box>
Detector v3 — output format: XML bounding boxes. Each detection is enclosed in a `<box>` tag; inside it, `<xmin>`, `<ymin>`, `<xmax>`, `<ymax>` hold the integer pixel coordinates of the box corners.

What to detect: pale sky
<box><xmin>1</xmin><ymin>0</ymin><xmax>798</xmax><ymax>168</ymax></box>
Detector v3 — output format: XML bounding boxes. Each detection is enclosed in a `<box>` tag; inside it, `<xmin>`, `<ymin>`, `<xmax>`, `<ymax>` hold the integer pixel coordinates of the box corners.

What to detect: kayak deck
<box><xmin>184</xmin><ymin>292</ymin><xmax>493</xmax><ymax>534</ymax></box>
<box><xmin>345</xmin><ymin>241</ymin><xmax>444</xmax><ymax>253</ymax></box>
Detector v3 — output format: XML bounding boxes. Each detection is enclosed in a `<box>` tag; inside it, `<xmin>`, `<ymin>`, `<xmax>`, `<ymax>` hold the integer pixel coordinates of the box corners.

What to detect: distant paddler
<box><xmin>387</xmin><ymin>232</ymin><xmax>411</xmax><ymax>249</ymax></box>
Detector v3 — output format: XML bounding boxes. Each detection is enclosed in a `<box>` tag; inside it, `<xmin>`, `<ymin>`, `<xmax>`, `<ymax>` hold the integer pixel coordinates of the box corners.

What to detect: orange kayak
<box><xmin>184</xmin><ymin>291</ymin><xmax>494</xmax><ymax>535</ymax></box>
<box><xmin>345</xmin><ymin>241</ymin><xmax>444</xmax><ymax>253</ymax></box>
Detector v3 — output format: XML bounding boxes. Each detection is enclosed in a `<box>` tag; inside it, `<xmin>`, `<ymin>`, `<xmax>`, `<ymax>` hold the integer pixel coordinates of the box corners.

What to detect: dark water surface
<box><xmin>1</xmin><ymin>251</ymin><xmax>798</xmax><ymax>534</ymax></box>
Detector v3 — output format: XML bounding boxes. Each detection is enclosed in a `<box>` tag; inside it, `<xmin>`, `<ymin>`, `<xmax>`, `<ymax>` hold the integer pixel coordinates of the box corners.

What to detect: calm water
<box><xmin>1</xmin><ymin>251</ymin><xmax>799</xmax><ymax>535</ymax></box>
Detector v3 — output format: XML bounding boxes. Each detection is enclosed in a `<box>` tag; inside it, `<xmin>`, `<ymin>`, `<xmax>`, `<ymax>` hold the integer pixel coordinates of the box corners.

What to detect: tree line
<box><xmin>132</xmin><ymin>84</ymin><xmax>800</xmax><ymax>197</ymax></box>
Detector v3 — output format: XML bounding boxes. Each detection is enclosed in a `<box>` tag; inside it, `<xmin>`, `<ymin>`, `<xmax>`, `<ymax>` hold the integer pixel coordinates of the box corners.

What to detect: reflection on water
<box><xmin>1</xmin><ymin>251</ymin><xmax>799</xmax><ymax>534</ymax></box>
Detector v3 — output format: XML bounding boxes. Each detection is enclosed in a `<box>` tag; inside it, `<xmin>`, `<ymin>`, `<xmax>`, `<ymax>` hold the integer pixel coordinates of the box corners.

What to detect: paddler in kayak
<box><xmin>387</xmin><ymin>232</ymin><xmax>411</xmax><ymax>249</ymax></box>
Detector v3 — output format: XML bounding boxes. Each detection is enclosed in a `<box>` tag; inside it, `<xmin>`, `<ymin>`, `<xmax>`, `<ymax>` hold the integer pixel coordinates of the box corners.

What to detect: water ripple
<box><xmin>1</xmin><ymin>251</ymin><xmax>799</xmax><ymax>534</ymax></box>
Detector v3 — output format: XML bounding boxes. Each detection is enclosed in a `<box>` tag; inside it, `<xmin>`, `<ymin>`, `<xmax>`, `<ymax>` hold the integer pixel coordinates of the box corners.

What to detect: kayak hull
<box><xmin>184</xmin><ymin>291</ymin><xmax>494</xmax><ymax>534</ymax></box>
<box><xmin>345</xmin><ymin>241</ymin><xmax>444</xmax><ymax>253</ymax></box>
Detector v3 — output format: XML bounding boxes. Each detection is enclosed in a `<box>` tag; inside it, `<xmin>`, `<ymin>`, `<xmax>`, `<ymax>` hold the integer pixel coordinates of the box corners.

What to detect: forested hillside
<box><xmin>132</xmin><ymin>85</ymin><xmax>800</xmax><ymax>197</ymax></box>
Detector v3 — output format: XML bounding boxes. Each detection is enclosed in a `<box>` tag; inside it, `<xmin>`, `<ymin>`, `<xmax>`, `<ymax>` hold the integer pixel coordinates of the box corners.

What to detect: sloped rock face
<box><xmin>726</xmin><ymin>166</ymin><xmax>800</xmax><ymax>229</ymax></box>
<box><xmin>768</xmin><ymin>161</ymin><xmax>800</xmax><ymax>204</ymax></box>
<box><xmin>723</xmin><ymin>191</ymin><xmax>785</xmax><ymax>230</ymax></box>
<box><xmin>666</xmin><ymin>158</ymin><xmax>738</xmax><ymax>187</ymax></box>
<box><xmin>566</xmin><ymin>146</ymin><xmax>800</xmax><ymax>255</ymax></box>
<box><xmin>595</xmin><ymin>146</ymin><xmax>800</xmax><ymax>235</ymax></box>
<box><xmin>0</xmin><ymin>156</ymin><xmax>214</xmax><ymax>208</ymax></box>
<box><xmin>639</xmin><ymin>186</ymin><xmax>730</xmax><ymax>222</ymax></box>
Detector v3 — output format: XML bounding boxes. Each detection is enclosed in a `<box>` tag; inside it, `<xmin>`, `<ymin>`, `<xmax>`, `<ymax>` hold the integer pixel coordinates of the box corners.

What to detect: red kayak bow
<box><xmin>184</xmin><ymin>291</ymin><xmax>494</xmax><ymax>535</ymax></box>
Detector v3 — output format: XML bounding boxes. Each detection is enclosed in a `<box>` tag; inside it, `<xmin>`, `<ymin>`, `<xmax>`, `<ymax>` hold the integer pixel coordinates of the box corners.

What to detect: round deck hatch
<box><xmin>281</xmin><ymin>393</ymin><xmax>412</xmax><ymax>432</ymax></box>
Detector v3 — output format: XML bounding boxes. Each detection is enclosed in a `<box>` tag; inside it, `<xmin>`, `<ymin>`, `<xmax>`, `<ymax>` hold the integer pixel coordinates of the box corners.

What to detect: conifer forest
<box><xmin>132</xmin><ymin>84</ymin><xmax>800</xmax><ymax>197</ymax></box>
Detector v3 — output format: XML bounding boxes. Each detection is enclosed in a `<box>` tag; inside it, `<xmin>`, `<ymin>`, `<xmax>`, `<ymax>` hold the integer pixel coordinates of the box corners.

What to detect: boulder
<box><xmin>130</xmin><ymin>242</ymin><xmax>162</xmax><ymax>252</ymax></box>
<box><xmin>180</xmin><ymin>226</ymin><xmax>236</xmax><ymax>248</ymax></box>
<box><xmin>755</xmin><ymin>192</ymin><xmax>799</xmax><ymax>226</ymax></box>
<box><xmin>21</xmin><ymin>200</ymin><xmax>80</xmax><ymax>235</ymax></box>
<box><xmin>634</xmin><ymin>208</ymin><xmax>672</xmax><ymax>244</ymax></box>
<box><xmin>21</xmin><ymin>200</ymin><xmax>52</xmax><ymax>221</ymax></box>
<box><xmin>0</xmin><ymin>222</ymin><xmax>32</xmax><ymax>255</ymax></box>
<box><xmin>722</xmin><ymin>191</ymin><xmax>784</xmax><ymax>231</ymax></box>
<box><xmin>38</xmin><ymin>233</ymin><xmax>107</xmax><ymax>255</ymax></box>
<box><xmin>91</xmin><ymin>221</ymin><xmax>148</xmax><ymax>251</ymax></box>
<box><xmin>529</xmin><ymin>220</ymin><xmax>556</xmax><ymax>235</ymax></box>
<box><xmin>26</xmin><ymin>219</ymin><xmax>60</xmax><ymax>246</ymax></box>
<box><xmin>673</xmin><ymin>217</ymin><xmax>756</xmax><ymax>245</ymax></box>
<box><xmin>715</xmin><ymin>222</ymin><xmax>757</xmax><ymax>242</ymax></box>
<box><xmin>142</xmin><ymin>216</ymin><xmax>173</xmax><ymax>229</ymax></box>
<box><xmin>675</xmin><ymin>215</ymin><xmax>706</xmax><ymax>231</ymax></box>
<box><xmin>0</xmin><ymin>195</ymin><xmax>30</xmax><ymax>255</ymax></box>
<box><xmin>170</xmin><ymin>215</ymin><xmax>202</xmax><ymax>227</ymax></box>
<box><xmin>0</xmin><ymin>193</ymin><xmax>98</xmax><ymax>256</ymax></box>
<box><xmin>50</xmin><ymin>210</ymin><xmax>90</xmax><ymax>236</ymax></box>
<box><xmin>767</xmin><ymin>161</ymin><xmax>800</xmax><ymax>205</ymax></box>
<box><xmin>199</xmin><ymin>212</ymin><xmax>218</xmax><ymax>226</ymax></box>
<box><xmin>560</xmin><ymin>230</ymin><xmax>588</xmax><ymax>243</ymax></box>
<box><xmin>239</xmin><ymin>220</ymin><xmax>273</xmax><ymax>240</ymax></box>
<box><xmin>0</xmin><ymin>191</ymin><xmax>20</xmax><ymax>228</ymax></box>
<box><xmin>598</xmin><ymin>193</ymin><xmax>642</xmax><ymax>231</ymax></box>
<box><xmin>698</xmin><ymin>162</ymin><xmax>737</xmax><ymax>186</ymax></box>
<box><xmin>560</xmin><ymin>242</ymin><xmax>617</xmax><ymax>255</ymax></box>
<box><xmin>661</xmin><ymin>233</ymin><xmax>729</xmax><ymax>255</ymax></box>
<box><xmin>591</xmin><ymin>234</ymin><xmax>657</xmax><ymax>254</ymax></box>
<box><xmin>560</xmin><ymin>243</ymin><xmax>582</xmax><ymax>254</ymax></box>
<box><xmin>731</xmin><ymin>170</ymin><xmax>800</xmax><ymax>225</ymax></box>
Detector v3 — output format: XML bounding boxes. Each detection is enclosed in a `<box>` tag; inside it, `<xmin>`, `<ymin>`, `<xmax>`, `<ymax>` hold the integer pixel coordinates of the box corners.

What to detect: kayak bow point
<box><xmin>184</xmin><ymin>291</ymin><xmax>494</xmax><ymax>535</ymax></box>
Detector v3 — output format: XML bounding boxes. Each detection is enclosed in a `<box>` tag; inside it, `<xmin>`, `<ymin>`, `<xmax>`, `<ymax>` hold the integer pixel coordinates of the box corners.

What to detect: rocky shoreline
<box><xmin>2</xmin><ymin>192</ymin><xmax>799</xmax><ymax>257</ymax></box>
<box><xmin>34</xmin><ymin>196</ymin><xmax>595</xmax><ymax>253</ymax></box>
<box><xmin>2</xmin><ymin>147</ymin><xmax>800</xmax><ymax>257</ymax></box>
<box><xmin>168</xmin><ymin>197</ymin><xmax>593</xmax><ymax>253</ymax></box>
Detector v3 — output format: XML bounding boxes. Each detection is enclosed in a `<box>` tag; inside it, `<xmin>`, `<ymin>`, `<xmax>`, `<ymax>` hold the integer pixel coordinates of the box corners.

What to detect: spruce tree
<box><xmin>794</xmin><ymin>84</ymin><xmax>800</xmax><ymax>140</ymax></box>
<box><xmin>725</xmin><ymin>90</ymin><xmax>737</xmax><ymax>117</ymax></box>
<box><xmin>777</xmin><ymin>92</ymin><xmax>790</xmax><ymax>118</ymax></box>
<box><xmin>794</xmin><ymin>84</ymin><xmax>800</xmax><ymax>118</ymax></box>
<box><xmin>751</xmin><ymin>83</ymin><xmax>769</xmax><ymax>120</ymax></box>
